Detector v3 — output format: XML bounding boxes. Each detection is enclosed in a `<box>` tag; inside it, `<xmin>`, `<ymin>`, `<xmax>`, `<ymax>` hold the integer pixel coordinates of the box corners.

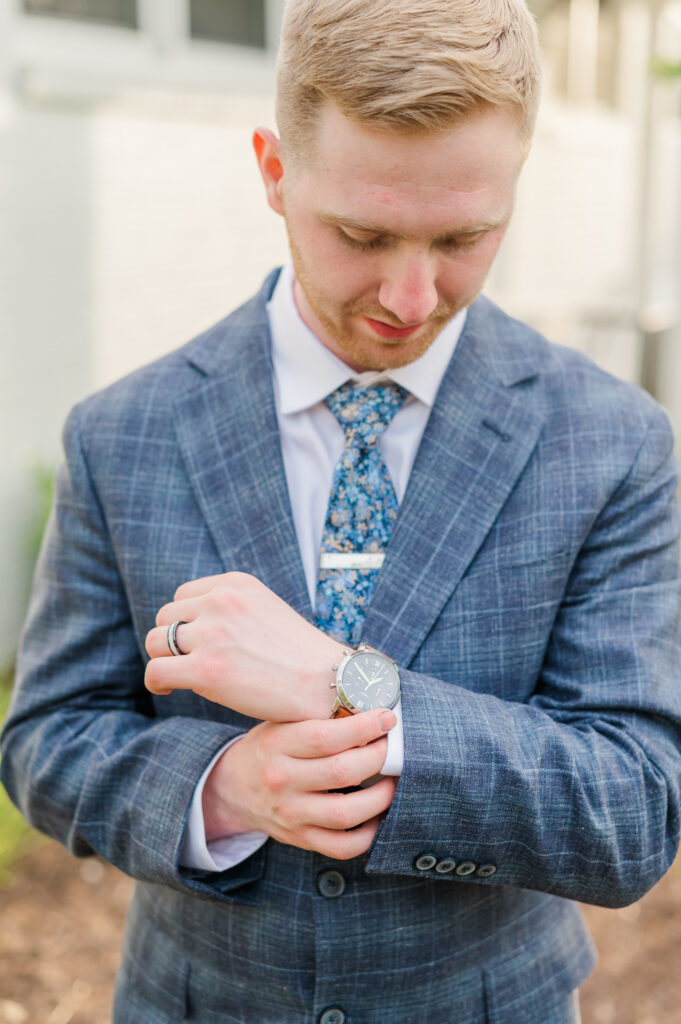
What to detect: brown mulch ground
<box><xmin>0</xmin><ymin>842</ymin><xmax>680</xmax><ymax>1024</ymax></box>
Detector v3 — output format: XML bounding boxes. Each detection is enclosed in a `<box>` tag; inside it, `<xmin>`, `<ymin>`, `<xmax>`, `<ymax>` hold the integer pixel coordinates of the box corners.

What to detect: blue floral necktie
<box><xmin>315</xmin><ymin>381</ymin><xmax>408</xmax><ymax>646</ymax></box>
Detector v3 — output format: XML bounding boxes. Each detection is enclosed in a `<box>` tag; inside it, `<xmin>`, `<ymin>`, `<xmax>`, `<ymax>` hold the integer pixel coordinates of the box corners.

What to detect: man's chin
<box><xmin>338</xmin><ymin>323</ymin><xmax>446</xmax><ymax>371</ymax></box>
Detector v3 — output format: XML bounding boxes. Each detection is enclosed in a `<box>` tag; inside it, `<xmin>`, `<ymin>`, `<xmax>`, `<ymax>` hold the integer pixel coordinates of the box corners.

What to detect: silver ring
<box><xmin>167</xmin><ymin>620</ymin><xmax>187</xmax><ymax>656</ymax></box>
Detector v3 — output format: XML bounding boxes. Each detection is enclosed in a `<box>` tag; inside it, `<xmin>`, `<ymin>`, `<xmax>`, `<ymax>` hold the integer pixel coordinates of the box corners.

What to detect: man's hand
<box><xmin>203</xmin><ymin>709</ymin><xmax>397</xmax><ymax>859</ymax></box>
<box><xmin>144</xmin><ymin>572</ymin><xmax>346</xmax><ymax>721</ymax></box>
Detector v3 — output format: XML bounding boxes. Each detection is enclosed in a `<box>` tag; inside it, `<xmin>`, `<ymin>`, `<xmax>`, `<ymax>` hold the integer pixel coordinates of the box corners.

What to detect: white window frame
<box><xmin>22</xmin><ymin>0</ymin><xmax>139</xmax><ymax>30</ymax></box>
<box><xmin>188</xmin><ymin>0</ymin><xmax>270</xmax><ymax>52</ymax></box>
<box><xmin>2</xmin><ymin>0</ymin><xmax>285</xmax><ymax>99</ymax></box>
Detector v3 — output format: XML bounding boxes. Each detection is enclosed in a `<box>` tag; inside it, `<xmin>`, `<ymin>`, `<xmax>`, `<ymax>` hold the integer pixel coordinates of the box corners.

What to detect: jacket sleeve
<box><xmin>0</xmin><ymin>406</ymin><xmax>266</xmax><ymax>903</ymax></box>
<box><xmin>366</xmin><ymin>402</ymin><xmax>681</xmax><ymax>908</ymax></box>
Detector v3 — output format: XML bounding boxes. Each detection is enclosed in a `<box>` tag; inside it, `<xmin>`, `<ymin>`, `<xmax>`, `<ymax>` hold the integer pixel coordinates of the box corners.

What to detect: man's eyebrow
<box><xmin>320</xmin><ymin>212</ymin><xmax>504</xmax><ymax>241</ymax></box>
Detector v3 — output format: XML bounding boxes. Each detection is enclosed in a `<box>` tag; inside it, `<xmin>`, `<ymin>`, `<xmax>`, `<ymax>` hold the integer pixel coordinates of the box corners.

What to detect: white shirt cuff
<box><xmin>178</xmin><ymin>736</ymin><xmax>268</xmax><ymax>872</ymax></box>
<box><xmin>381</xmin><ymin>697</ymin><xmax>404</xmax><ymax>776</ymax></box>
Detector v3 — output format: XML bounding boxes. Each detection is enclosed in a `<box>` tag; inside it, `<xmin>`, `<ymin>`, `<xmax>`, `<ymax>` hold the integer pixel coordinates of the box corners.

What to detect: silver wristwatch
<box><xmin>330</xmin><ymin>642</ymin><xmax>401</xmax><ymax>718</ymax></box>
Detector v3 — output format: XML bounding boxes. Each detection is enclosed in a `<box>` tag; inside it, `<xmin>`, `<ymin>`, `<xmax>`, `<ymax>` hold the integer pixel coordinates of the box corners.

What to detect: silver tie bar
<box><xmin>319</xmin><ymin>552</ymin><xmax>386</xmax><ymax>570</ymax></box>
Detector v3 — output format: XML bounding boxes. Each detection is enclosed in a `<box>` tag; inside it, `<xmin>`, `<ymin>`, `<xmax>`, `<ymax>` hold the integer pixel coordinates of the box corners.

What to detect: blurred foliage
<box><xmin>0</xmin><ymin>464</ymin><xmax>54</xmax><ymax>883</ymax></box>
<box><xmin>28</xmin><ymin>461</ymin><xmax>56</xmax><ymax>562</ymax></box>
<box><xmin>0</xmin><ymin>667</ymin><xmax>40</xmax><ymax>887</ymax></box>
<box><xmin>652</xmin><ymin>57</ymin><xmax>681</xmax><ymax>80</ymax></box>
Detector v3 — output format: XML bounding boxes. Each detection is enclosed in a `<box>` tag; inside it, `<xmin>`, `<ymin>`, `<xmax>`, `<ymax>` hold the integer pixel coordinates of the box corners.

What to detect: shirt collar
<box><xmin>268</xmin><ymin>261</ymin><xmax>466</xmax><ymax>415</ymax></box>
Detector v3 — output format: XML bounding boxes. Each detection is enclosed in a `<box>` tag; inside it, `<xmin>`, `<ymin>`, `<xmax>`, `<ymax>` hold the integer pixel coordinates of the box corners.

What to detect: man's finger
<box><xmin>155</xmin><ymin>597</ymin><xmax>201</xmax><ymax>628</ymax></box>
<box><xmin>292</xmin><ymin>737</ymin><xmax>389</xmax><ymax>792</ymax></box>
<box><xmin>302</xmin><ymin>817</ymin><xmax>382</xmax><ymax>861</ymax></box>
<box><xmin>288</xmin><ymin>709</ymin><xmax>397</xmax><ymax>759</ymax></box>
<box><xmin>145</xmin><ymin>621</ymin><xmax>194</xmax><ymax>659</ymax></box>
<box><xmin>173</xmin><ymin>571</ymin><xmax>255</xmax><ymax>602</ymax></box>
<box><xmin>301</xmin><ymin>777</ymin><xmax>397</xmax><ymax>831</ymax></box>
<box><xmin>144</xmin><ymin>652</ymin><xmax>198</xmax><ymax>695</ymax></box>
<box><xmin>172</xmin><ymin>575</ymin><xmax>225</xmax><ymax>600</ymax></box>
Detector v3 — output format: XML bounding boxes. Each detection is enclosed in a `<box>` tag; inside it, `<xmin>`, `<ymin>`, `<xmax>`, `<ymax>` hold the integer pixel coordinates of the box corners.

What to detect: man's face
<box><xmin>256</xmin><ymin>102</ymin><xmax>527</xmax><ymax>371</ymax></box>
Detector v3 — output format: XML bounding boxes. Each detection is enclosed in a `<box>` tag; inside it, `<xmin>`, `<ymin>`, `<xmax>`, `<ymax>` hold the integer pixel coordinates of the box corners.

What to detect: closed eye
<box><xmin>436</xmin><ymin>231</ymin><xmax>486</xmax><ymax>251</ymax></box>
<box><xmin>338</xmin><ymin>228</ymin><xmax>487</xmax><ymax>253</ymax></box>
<box><xmin>338</xmin><ymin>229</ymin><xmax>390</xmax><ymax>251</ymax></box>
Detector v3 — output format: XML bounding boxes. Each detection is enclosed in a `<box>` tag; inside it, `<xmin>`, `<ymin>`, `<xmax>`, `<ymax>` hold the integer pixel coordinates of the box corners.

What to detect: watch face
<box><xmin>339</xmin><ymin>651</ymin><xmax>400</xmax><ymax>712</ymax></box>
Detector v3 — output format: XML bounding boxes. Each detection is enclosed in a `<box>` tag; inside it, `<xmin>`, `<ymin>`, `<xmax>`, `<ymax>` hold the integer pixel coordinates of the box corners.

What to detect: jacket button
<box><xmin>476</xmin><ymin>863</ymin><xmax>498</xmax><ymax>878</ymax></box>
<box><xmin>435</xmin><ymin>859</ymin><xmax>457</xmax><ymax>874</ymax></box>
<box><xmin>414</xmin><ymin>853</ymin><xmax>438</xmax><ymax>871</ymax></box>
<box><xmin>317</xmin><ymin>870</ymin><xmax>346</xmax><ymax>898</ymax></box>
<box><xmin>319</xmin><ymin>1008</ymin><xmax>346</xmax><ymax>1024</ymax></box>
<box><xmin>455</xmin><ymin>861</ymin><xmax>477</xmax><ymax>876</ymax></box>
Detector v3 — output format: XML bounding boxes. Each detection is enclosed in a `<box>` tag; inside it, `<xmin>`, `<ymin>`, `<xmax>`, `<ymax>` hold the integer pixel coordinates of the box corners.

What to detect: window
<box><xmin>190</xmin><ymin>0</ymin><xmax>266</xmax><ymax>49</ymax></box>
<box><xmin>23</xmin><ymin>0</ymin><xmax>137</xmax><ymax>28</ymax></box>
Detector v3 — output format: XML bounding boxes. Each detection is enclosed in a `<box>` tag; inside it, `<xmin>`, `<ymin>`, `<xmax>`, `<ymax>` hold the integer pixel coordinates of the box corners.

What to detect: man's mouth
<box><xmin>363</xmin><ymin>317</ymin><xmax>425</xmax><ymax>339</ymax></box>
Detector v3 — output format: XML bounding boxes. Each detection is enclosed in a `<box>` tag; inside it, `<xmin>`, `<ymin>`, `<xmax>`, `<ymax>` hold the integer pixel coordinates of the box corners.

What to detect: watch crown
<box><xmin>332</xmin><ymin>664</ymin><xmax>339</xmax><ymax>672</ymax></box>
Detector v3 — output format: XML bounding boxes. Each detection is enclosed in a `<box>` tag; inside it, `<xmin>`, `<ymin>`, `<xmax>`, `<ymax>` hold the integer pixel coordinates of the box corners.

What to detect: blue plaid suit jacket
<box><xmin>3</xmin><ymin>272</ymin><xmax>681</xmax><ymax>1024</ymax></box>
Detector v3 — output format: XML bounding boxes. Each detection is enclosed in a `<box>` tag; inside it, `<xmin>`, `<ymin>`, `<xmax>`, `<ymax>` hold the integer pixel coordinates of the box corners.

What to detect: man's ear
<box><xmin>253</xmin><ymin>127</ymin><xmax>285</xmax><ymax>216</ymax></box>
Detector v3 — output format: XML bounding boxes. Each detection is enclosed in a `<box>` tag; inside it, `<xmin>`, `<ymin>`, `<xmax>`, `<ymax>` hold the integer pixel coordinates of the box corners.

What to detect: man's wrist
<box><xmin>202</xmin><ymin>741</ymin><xmax>252</xmax><ymax>841</ymax></box>
<box><xmin>304</xmin><ymin>635</ymin><xmax>347</xmax><ymax>719</ymax></box>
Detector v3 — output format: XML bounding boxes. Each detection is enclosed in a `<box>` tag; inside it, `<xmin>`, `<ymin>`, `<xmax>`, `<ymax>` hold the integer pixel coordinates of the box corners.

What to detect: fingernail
<box><xmin>378</xmin><ymin>711</ymin><xmax>396</xmax><ymax>732</ymax></box>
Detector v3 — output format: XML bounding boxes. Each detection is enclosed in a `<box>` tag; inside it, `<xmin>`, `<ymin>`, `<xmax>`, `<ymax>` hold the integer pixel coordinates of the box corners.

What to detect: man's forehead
<box><xmin>301</xmin><ymin>100</ymin><xmax>526</xmax><ymax>194</ymax></box>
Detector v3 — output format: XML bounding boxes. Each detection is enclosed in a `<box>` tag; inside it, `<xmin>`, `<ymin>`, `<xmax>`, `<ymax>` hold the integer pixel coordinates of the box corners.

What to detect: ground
<box><xmin>0</xmin><ymin>842</ymin><xmax>680</xmax><ymax>1024</ymax></box>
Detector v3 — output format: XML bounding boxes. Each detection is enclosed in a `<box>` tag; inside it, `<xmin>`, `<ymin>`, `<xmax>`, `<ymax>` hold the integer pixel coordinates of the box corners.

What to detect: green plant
<box><xmin>652</xmin><ymin>57</ymin><xmax>681</xmax><ymax>80</ymax></box>
<box><xmin>27</xmin><ymin>461</ymin><xmax>56</xmax><ymax>562</ymax></box>
<box><xmin>0</xmin><ymin>465</ymin><xmax>55</xmax><ymax>882</ymax></box>
<box><xmin>0</xmin><ymin>667</ymin><xmax>40</xmax><ymax>885</ymax></box>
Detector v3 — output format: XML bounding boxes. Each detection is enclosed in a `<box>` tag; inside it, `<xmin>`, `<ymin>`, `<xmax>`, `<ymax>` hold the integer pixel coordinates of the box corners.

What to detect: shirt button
<box><xmin>317</xmin><ymin>870</ymin><xmax>346</xmax><ymax>899</ymax></box>
<box><xmin>413</xmin><ymin>853</ymin><xmax>438</xmax><ymax>871</ymax></box>
<box><xmin>476</xmin><ymin>863</ymin><xmax>498</xmax><ymax>878</ymax></box>
<box><xmin>455</xmin><ymin>861</ymin><xmax>477</xmax><ymax>876</ymax></box>
<box><xmin>319</xmin><ymin>1008</ymin><xmax>346</xmax><ymax>1024</ymax></box>
<box><xmin>435</xmin><ymin>859</ymin><xmax>457</xmax><ymax>874</ymax></box>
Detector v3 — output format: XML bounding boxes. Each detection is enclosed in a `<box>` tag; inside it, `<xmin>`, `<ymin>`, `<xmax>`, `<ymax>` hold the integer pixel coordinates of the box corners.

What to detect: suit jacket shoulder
<box><xmin>465</xmin><ymin>296</ymin><xmax>673</xmax><ymax>479</ymax></box>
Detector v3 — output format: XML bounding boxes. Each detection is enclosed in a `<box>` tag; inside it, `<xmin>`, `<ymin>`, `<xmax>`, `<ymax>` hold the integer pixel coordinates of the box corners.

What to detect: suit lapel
<box><xmin>171</xmin><ymin>279</ymin><xmax>313</xmax><ymax>621</ymax></box>
<box><xmin>361</xmin><ymin>299</ymin><xmax>546</xmax><ymax>667</ymax></box>
<box><xmin>170</xmin><ymin>282</ymin><xmax>546</xmax><ymax>659</ymax></box>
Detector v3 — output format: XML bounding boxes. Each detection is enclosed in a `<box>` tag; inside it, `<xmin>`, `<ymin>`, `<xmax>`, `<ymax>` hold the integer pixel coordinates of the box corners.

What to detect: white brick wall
<box><xmin>90</xmin><ymin>94</ymin><xmax>288</xmax><ymax>388</ymax></box>
<box><xmin>0</xmin><ymin>100</ymin><xmax>95</xmax><ymax>661</ymax></box>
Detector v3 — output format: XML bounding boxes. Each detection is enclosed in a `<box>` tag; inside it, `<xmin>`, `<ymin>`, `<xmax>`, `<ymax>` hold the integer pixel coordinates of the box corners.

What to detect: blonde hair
<box><xmin>276</xmin><ymin>0</ymin><xmax>541</xmax><ymax>158</ymax></box>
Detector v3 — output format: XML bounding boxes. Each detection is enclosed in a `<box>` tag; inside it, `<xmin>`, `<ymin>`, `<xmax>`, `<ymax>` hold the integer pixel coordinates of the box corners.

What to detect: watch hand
<box><xmin>355</xmin><ymin>665</ymin><xmax>372</xmax><ymax>685</ymax></box>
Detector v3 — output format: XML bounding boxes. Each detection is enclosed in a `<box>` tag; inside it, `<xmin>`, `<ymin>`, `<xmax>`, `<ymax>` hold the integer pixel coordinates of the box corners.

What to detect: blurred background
<box><xmin>1</xmin><ymin>0</ymin><xmax>681</xmax><ymax>661</ymax></box>
<box><xmin>0</xmin><ymin>2</ymin><xmax>680</xmax><ymax>1023</ymax></box>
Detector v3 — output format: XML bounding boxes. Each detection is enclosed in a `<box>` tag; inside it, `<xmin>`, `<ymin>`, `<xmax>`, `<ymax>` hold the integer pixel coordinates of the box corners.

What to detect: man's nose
<box><xmin>377</xmin><ymin>254</ymin><xmax>439</xmax><ymax>325</ymax></box>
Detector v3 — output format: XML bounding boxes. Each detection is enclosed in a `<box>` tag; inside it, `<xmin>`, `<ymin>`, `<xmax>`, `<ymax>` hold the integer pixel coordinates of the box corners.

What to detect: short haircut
<box><xmin>276</xmin><ymin>0</ymin><xmax>542</xmax><ymax>159</ymax></box>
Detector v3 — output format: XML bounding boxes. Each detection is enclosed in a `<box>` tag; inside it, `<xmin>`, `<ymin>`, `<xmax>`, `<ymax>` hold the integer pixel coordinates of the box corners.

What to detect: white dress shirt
<box><xmin>180</xmin><ymin>262</ymin><xmax>466</xmax><ymax>871</ymax></box>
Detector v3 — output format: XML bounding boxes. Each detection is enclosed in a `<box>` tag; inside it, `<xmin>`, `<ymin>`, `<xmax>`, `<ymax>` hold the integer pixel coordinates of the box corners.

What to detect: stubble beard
<box><xmin>286</xmin><ymin>231</ymin><xmax>467</xmax><ymax>372</ymax></box>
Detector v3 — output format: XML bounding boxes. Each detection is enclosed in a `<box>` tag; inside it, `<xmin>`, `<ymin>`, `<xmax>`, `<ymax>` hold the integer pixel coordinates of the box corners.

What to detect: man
<box><xmin>3</xmin><ymin>1</ymin><xmax>681</xmax><ymax>1022</ymax></box>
